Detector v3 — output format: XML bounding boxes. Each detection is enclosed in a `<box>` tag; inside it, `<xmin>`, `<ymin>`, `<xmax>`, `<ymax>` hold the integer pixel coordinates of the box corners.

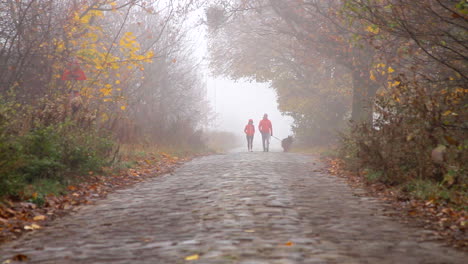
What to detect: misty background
<box><xmin>189</xmin><ymin>10</ymin><xmax>293</xmax><ymax>151</ymax></box>
<box><xmin>206</xmin><ymin>77</ymin><xmax>293</xmax><ymax>150</ymax></box>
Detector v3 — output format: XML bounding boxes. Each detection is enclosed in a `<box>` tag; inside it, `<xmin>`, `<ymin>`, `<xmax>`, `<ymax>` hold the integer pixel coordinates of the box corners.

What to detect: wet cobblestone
<box><xmin>1</xmin><ymin>152</ymin><xmax>466</xmax><ymax>263</ymax></box>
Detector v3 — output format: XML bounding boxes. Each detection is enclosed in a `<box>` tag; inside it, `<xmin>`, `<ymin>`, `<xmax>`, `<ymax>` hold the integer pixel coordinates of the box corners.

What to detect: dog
<box><xmin>281</xmin><ymin>136</ymin><xmax>293</xmax><ymax>152</ymax></box>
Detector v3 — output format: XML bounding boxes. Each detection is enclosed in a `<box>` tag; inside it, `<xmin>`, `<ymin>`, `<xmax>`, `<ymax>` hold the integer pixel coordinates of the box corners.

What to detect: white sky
<box><xmin>206</xmin><ymin>77</ymin><xmax>293</xmax><ymax>147</ymax></box>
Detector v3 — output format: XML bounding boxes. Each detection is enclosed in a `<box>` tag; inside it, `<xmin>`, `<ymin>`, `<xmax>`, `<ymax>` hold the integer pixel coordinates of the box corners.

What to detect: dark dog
<box><xmin>281</xmin><ymin>136</ymin><xmax>293</xmax><ymax>152</ymax></box>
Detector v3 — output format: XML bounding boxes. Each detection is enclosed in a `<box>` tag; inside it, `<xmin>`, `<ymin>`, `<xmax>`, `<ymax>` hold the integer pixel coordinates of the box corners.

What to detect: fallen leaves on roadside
<box><xmin>184</xmin><ymin>254</ymin><xmax>199</xmax><ymax>261</ymax></box>
<box><xmin>0</xmin><ymin>151</ymin><xmax>200</xmax><ymax>245</ymax></box>
<box><xmin>12</xmin><ymin>254</ymin><xmax>29</xmax><ymax>262</ymax></box>
<box><xmin>140</xmin><ymin>237</ymin><xmax>152</xmax><ymax>242</ymax></box>
<box><xmin>284</xmin><ymin>241</ymin><xmax>294</xmax><ymax>246</ymax></box>
<box><xmin>325</xmin><ymin>157</ymin><xmax>468</xmax><ymax>249</ymax></box>
<box><xmin>33</xmin><ymin>215</ymin><xmax>46</xmax><ymax>221</ymax></box>
<box><xmin>24</xmin><ymin>224</ymin><xmax>41</xmax><ymax>230</ymax></box>
<box><xmin>1</xmin><ymin>254</ymin><xmax>29</xmax><ymax>263</ymax></box>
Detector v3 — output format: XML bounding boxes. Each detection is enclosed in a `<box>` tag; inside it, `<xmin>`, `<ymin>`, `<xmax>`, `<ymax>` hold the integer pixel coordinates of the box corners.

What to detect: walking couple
<box><xmin>244</xmin><ymin>113</ymin><xmax>273</xmax><ymax>152</ymax></box>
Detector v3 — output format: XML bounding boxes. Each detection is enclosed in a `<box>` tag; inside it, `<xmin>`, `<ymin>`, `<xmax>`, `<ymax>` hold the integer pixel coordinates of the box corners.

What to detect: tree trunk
<box><xmin>351</xmin><ymin>71</ymin><xmax>378</xmax><ymax>124</ymax></box>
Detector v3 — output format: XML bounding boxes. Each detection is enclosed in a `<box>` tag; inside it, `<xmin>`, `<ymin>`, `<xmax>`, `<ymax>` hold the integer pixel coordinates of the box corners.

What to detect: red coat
<box><xmin>244</xmin><ymin>124</ymin><xmax>255</xmax><ymax>136</ymax></box>
<box><xmin>258</xmin><ymin>119</ymin><xmax>272</xmax><ymax>134</ymax></box>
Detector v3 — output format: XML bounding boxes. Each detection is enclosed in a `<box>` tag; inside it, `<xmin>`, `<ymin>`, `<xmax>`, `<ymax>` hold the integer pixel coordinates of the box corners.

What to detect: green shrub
<box><xmin>0</xmin><ymin>120</ymin><xmax>114</xmax><ymax>199</ymax></box>
<box><xmin>364</xmin><ymin>169</ymin><xmax>384</xmax><ymax>183</ymax></box>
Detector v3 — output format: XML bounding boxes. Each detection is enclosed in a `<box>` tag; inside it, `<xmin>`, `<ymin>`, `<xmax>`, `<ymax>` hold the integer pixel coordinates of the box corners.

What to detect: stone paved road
<box><xmin>1</xmin><ymin>152</ymin><xmax>467</xmax><ymax>264</ymax></box>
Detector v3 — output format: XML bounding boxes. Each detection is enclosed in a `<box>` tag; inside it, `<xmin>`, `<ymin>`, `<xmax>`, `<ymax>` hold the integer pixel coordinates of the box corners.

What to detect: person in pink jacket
<box><xmin>258</xmin><ymin>113</ymin><xmax>273</xmax><ymax>152</ymax></box>
<box><xmin>244</xmin><ymin>119</ymin><xmax>255</xmax><ymax>152</ymax></box>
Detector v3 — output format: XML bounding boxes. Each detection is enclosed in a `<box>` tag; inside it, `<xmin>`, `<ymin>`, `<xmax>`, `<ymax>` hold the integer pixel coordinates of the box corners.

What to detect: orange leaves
<box><xmin>369</xmin><ymin>71</ymin><xmax>376</xmax><ymax>81</ymax></box>
<box><xmin>11</xmin><ymin>254</ymin><xmax>29</xmax><ymax>262</ymax></box>
<box><xmin>2</xmin><ymin>254</ymin><xmax>30</xmax><ymax>263</ymax></box>
<box><xmin>99</xmin><ymin>87</ymin><xmax>112</xmax><ymax>97</ymax></box>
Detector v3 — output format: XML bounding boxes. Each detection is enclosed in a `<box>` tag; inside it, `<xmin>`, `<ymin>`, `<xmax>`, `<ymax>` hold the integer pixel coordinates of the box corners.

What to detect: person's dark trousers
<box><xmin>246</xmin><ymin>135</ymin><xmax>253</xmax><ymax>151</ymax></box>
<box><xmin>261</xmin><ymin>132</ymin><xmax>270</xmax><ymax>152</ymax></box>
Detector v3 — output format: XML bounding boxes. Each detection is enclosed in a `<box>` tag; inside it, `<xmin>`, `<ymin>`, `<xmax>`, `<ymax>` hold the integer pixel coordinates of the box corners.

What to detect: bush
<box><xmin>340</xmin><ymin>81</ymin><xmax>467</xmax><ymax>200</ymax></box>
<box><xmin>0</xmin><ymin>118</ymin><xmax>114</xmax><ymax>199</ymax></box>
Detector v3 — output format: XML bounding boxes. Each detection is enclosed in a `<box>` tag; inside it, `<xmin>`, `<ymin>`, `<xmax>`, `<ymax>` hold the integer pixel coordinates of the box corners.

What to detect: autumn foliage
<box><xmin>207</xmin><ymin>0</ymin><xmax>467</xmax><ymax>208</ymax></box>
<box><xmin>0</xmin><ymin>1</ymin><xmax>209</xmax><ymax>199</ymax></box>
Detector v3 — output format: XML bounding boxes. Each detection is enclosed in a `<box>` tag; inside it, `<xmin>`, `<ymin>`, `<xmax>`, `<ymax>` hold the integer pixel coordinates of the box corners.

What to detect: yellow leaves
<box><xmin>284</xmin><ymin>241</ymin><xmax>295</xmax><ymax>246</ymax></box>
<box><xmin>111</xmin><ymin>63</ymin><xmax>120</xmax><ymax>70</ymax></box>
<box><xmin>33</xmin><ymin>215</ymin><xmax>46</xmax><ymax>221</ymax></box>
<box><xmin>115</xmin><ymin>80</ymin><xmax>121</xmax><ymax>84</ymax></box>
<box><xmin>244</xmin><ymin>229</ymin><xmax>255</xmax><ymax>233</ymax></box>
<box><xmin>99</xmin><ymin>87</ymin><xmax>112</xmax><ymax>97</ymax></box>
<box><xmin>387</xmin><ymin>80</ymin><xmax>400</xmax><ymax>87</ymax></box>
<box><xmin>120</xmin><ymin>105</ymin><xmax>126</xmax><ymax>110</ymax></box>
<box><xmin>184</xmin><ymin>254</ymin><xmax>199</xmax><ymax>261</ymax></box>
<box><xmin>366</xmin><ymin>25</ymin><xmax>380</xmax><ymax>34</ymax></box>
<box><xmin>57</xmin><ymin>42</ymin><xmax>65</xmax><ymax>50</ymax></box>
<box><xmin>80</xmin><ymin>10</ymin><xmax>104</xmax><ymax>24</ymax></box>
<box><xmin>101</xmin><ymin>113</ymin><xmax>109</xmax><ymax>122</ymax></box>
<box><xmin>442</xmin><ymin>110</ymin><xmax>458</xmax><ymax>116</ymax></box>
<box><xmin>120</xmin><ymin>32</ymin><xmax>140</xmax><ymax>54</ymax></box>
<box><xmin>146</xmin><ymin>50</ymin><xmax>155</xmax><ymax>62</ymax></box>
<box><xmin>110</xmin><ymin>2</ymin><xmax>118</xmax><ymax>12</ymax></box>
<box><xmin>87</xmin><ymin>32</ymin><xmax>99</xmax><ymax>42</ymax></box>
<box><xmin>372</xmin><ymin>63</ymin><xmax>396</xmax><ymax>82</ymax></box>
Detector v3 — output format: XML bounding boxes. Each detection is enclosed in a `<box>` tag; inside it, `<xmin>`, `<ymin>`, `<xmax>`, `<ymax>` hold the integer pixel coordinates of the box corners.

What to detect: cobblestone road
<box><xmin>1</xmin><ymin>152</ymin><xmax>467</xmax><ymax>263</ymax></box>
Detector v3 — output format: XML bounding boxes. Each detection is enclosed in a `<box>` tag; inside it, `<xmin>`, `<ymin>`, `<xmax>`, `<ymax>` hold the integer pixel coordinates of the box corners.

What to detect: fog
<box><xmin>206</xmin><ymin>77</ymin><xmax>293</xmax><ymax>150</ymax></box>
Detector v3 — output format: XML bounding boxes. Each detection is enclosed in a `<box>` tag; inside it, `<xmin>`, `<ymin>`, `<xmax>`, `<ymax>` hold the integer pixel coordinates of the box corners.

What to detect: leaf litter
<box><xmin>325</xmin><ymin>157</ymin><xmax>467</xmax><ymax>250</ymax></box>
<box><xmin>0</xmin><ymin>152</ymin><xmax>197</xmax><ymax>245</ymax></box>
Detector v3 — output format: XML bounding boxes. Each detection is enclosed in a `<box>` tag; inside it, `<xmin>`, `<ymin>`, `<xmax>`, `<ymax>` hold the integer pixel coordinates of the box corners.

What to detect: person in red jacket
<box><xmin>258</xmin><ymin>113</ymin><xmax>273</xmax><ymax>152</ymax></box>
<box><xmin>244</xmin><ymin>119</ymin><xmax>255</xmax><ymax>152</ymax></box>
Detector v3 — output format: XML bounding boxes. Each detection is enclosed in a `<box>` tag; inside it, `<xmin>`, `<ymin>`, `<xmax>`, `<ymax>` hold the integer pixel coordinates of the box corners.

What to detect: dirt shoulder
<box><xmin>323</xmin><ymin>157</ymin><xmax>467</xmax><ymax>250</ymax></box>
